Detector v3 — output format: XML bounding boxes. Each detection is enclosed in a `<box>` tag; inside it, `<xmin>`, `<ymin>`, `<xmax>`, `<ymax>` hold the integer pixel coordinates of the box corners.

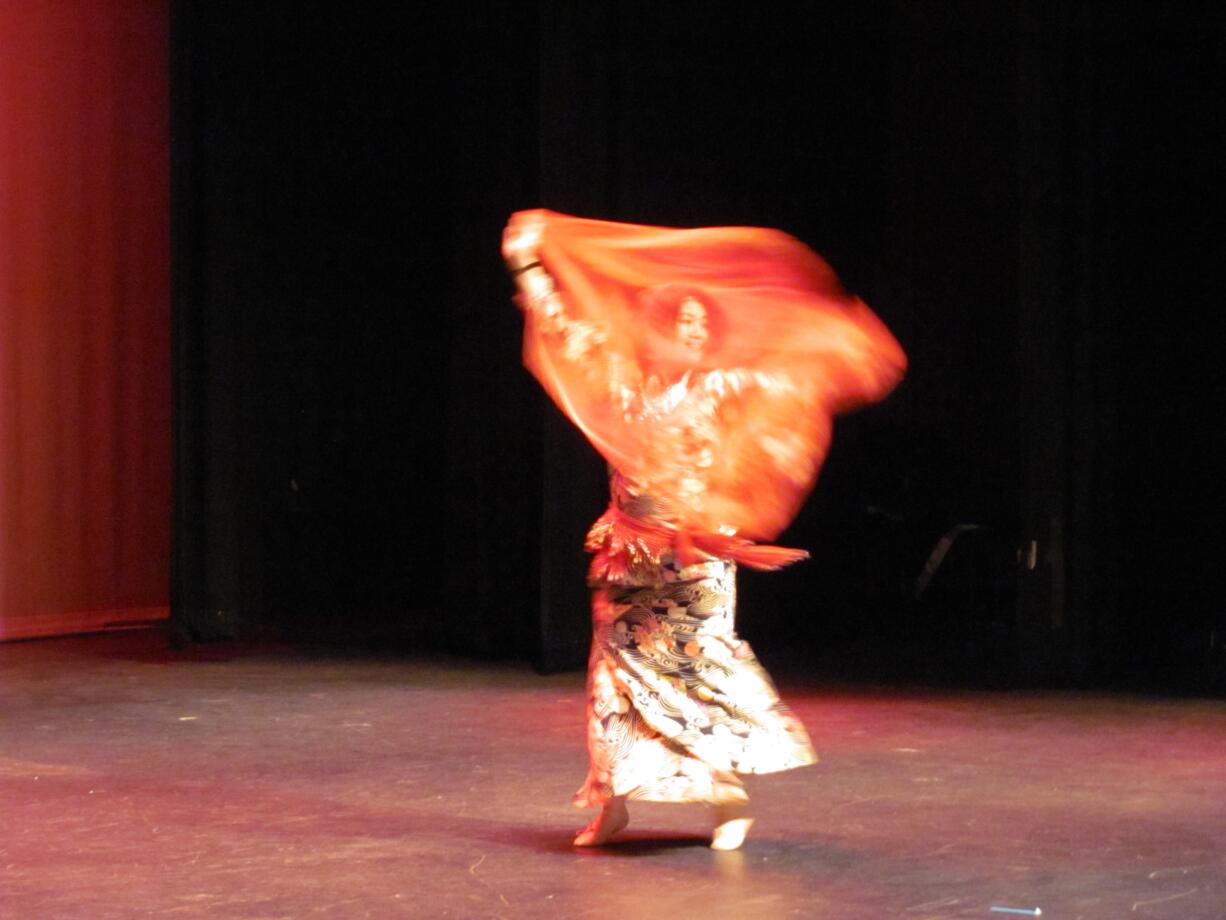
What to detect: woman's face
<box><xmin>674</xmin><ymin>298</ymin><xmax>709</xmax><ymax>356</ymax></box>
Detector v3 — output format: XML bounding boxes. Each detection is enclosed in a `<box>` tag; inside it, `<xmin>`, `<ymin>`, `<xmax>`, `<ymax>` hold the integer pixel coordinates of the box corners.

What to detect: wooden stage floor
<box><xmin>1</xmin><ymin>630</ymin><xmax>1224</xmax><ymax>919</ymax></box>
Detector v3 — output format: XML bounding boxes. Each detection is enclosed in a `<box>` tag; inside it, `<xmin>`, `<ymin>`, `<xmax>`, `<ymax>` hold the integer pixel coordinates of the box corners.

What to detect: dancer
<box><xmin>503</xmin><ymin>210</ymin><xmax>905</xmax><ymax>849</ymax></box>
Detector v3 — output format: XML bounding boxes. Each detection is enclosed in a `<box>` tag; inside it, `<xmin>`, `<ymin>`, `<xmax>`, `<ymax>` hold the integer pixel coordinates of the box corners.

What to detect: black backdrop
<box><xmin>171</xmin><ymin>2</ymin><xmax>1222</xmax><ymax>690</ymax></box>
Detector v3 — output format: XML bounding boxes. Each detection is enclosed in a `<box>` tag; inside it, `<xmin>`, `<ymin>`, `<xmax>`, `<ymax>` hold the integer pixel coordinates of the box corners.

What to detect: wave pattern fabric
<box><xmin>575</xmin><ymin>557</ymin><xmax>817</xmax><ymax>807</ymax></box>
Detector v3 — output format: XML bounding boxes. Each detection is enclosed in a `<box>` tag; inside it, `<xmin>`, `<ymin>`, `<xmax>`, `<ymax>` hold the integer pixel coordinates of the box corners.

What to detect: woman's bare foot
<box><xmin>573</xmin><ymin>796</ymin><xmax>629</xmax><ymax>847</ymax></box>
<box><xmin>710</xmin><ymin>802</ymin><xmax>753</xmax><ymax>850</ymax></box>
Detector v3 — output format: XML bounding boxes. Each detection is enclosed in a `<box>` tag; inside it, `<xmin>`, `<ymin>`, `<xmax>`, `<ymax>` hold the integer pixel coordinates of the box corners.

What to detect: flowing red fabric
<box><xmin>521</xmin><ymin>209</ymin><xmax>906</xmax><ymax>546</ymax></box>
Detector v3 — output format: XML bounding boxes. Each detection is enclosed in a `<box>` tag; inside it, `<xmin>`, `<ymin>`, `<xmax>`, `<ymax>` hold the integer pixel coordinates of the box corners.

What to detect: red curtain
<box><xmin>0</xmin><ymin>0</ymin><xmax>170</xmax><ymax>639</ymax></box>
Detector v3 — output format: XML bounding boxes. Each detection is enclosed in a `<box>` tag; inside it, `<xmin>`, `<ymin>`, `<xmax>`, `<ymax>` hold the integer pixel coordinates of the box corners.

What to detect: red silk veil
<box><xmin>518</xmin><ymin>209</ymin><xmax>906</xmax><ymax>546</ymax></box>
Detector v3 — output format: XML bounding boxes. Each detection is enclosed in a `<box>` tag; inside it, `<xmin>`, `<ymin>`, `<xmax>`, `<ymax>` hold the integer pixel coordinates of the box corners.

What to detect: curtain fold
<box><xmin>0</xmin><ymin>0</ymin><xmax>170</xmax><ymax>640</ymax></box>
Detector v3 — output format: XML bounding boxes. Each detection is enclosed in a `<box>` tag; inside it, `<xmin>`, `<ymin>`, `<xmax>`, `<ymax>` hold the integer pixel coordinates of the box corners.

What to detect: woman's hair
<box><xmin>635</xmin><ymin>284</ymin><xmax>725</xmax><ymax>362</ymax></box>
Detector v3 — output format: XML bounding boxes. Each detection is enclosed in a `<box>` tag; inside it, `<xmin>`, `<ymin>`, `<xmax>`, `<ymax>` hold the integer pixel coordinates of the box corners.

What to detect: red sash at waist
<box><xmin>584</xmin><ymin>503</ymin><xmax>809</xmax><ymax>584</ymax></box>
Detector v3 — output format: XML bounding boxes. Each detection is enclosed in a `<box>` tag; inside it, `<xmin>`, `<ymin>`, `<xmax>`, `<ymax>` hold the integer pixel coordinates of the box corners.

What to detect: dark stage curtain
<box><xmin>171</xmin><ymin>5</ymin><xmax>543</xmax><ymax>655</ymax></box>
<box><xmin>0</xmin><ymin>0</ymin><xmax>171</xmax><ymax>641</ymax></box>
<box><xmin>1016</xmin><ymin>2</ymin><xmax>1223</xmax><ymax>687</ymax></box>
<box><xmin>1108</xmin><ymin>5</ymin><xmax>1223</xmax><ymax>688</ymax></box>
<box><xmin>1016</xmin><ymin>2</ymin><xmax>1125</xmax><ymax>682</ymax></box>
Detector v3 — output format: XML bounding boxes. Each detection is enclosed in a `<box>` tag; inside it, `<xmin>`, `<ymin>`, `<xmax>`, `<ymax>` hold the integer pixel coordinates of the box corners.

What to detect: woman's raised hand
<box><xmin>502</xmin><ymin>211</ymin><xmax>546</xmax><ymax>271</ymax></box>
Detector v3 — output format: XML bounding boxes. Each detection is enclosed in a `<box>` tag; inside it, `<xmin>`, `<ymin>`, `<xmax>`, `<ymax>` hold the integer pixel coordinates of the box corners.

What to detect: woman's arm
<box><xmin>705</xmin><ymin>367</ymin><xmax>798</xmax><ymax>400</ymax></box>
<box><xmin>503</xmin><ymin>214</ymin><xmax>609</xmax><ymax>363</ymax></box>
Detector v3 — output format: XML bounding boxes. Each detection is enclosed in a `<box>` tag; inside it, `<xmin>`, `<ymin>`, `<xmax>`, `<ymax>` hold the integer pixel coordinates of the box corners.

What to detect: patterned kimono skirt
<box><xmin>574</xmin><ymin>557</ymin><xmax>817</xmax><ymax>807</ymax></box>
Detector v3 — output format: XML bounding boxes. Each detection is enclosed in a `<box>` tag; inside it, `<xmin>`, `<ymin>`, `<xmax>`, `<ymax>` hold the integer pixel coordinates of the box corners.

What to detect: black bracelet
<box><xmin>509</xmin><ymin>260</ymin><xmax>543</xmax><ymax>277</ymax></box>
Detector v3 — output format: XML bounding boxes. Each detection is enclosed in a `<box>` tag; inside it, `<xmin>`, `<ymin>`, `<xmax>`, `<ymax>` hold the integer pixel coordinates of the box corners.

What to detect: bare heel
<box><xmin>710</xmin><ymin>803</ymin><xmax>753</xmax><ymax>850</ymax></box>
<box><xmin>573</xmin><ymin>796</ymin><xmax>629</xmax><ymax>847</ymax></box>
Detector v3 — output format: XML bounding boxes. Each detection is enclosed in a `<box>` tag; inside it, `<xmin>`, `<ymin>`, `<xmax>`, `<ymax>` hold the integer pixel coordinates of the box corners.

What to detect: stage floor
<box><xmin>1</xmin><ymin>630</ymin><xmax>1224</xmax><ymax>919</ymax></box>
